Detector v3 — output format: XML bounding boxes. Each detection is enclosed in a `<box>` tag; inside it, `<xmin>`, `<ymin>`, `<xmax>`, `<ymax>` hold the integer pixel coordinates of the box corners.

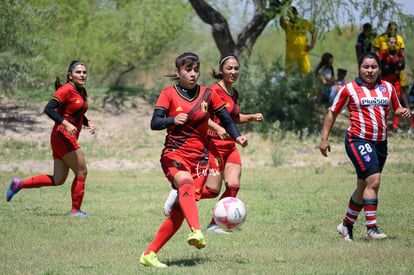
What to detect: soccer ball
<box><xmin>213</xmin><ymin>197</ymin><xmax>246</xmax><ymax>231</ymax></box>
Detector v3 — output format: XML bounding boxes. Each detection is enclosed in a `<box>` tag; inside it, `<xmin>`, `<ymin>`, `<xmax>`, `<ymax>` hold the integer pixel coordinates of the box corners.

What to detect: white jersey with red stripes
<box><xmin>330</xmin><ymin>78</ymin><xmax>402</xmax><ymax>141</ymax></box>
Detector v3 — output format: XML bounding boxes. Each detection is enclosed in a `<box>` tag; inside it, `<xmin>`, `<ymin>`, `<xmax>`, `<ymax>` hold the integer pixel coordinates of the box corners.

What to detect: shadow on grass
<box><xmin>102</xmin><ymin>86</ymin><xmax>158</xmax><ymax>112</ymax></box>
<box><xmin>167</xmin><ymin>256</ymin><xmax>208</xmax><ymax>267</ymax></box>
<box><xmin>0</xmin><ymin>104</ymin><xmax>40</xmax><ymax>134</ymax></box>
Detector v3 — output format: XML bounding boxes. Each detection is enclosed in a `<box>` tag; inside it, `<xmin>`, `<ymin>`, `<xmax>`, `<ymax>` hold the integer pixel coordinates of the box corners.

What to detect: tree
<box><xmin>189</xmin><ymin>0</ymin><xmax>288</xmax><ymax>56</ymax></box>
<box><xmin>0</xmin><ymin>0</ymin><xmax>191</xmax><ymax>89</ymax></box>
<box><xmin>189</xmin><ymin>0</ymin><xmax>412</xmax><ymax>57</ymax></box>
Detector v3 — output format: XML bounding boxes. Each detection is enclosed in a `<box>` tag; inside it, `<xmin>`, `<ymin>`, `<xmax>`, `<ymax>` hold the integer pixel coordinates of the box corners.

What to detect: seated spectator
<box><xmin>329</xmin><ymin>68</ymin><xmax>347</xmax><ymax>106</ymax></box>
<box><xmin>315</xmin><ymin>53</ymin><xmax>335</xmax><ymax>104</ymax></box>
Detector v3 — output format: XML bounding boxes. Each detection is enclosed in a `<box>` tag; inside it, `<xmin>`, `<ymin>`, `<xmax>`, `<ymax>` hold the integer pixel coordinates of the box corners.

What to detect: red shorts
<box><xmin>208</xmin><ymin>137</ymin><xmax>241</xmax><ymax>173</ymax></box>
<box><xmin>160</xmin><ymin>150</ymin><xmax>209</xmax><ymax>200</ymax></box>
<box><xmin>51</xmin><ymin>130</ymin><xmax>80</xmax><ymax>159</ymax></box>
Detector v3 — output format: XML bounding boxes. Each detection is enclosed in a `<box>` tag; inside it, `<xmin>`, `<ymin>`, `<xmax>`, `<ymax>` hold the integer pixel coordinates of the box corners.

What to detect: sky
<box><xmin>395</xmin><ymin>0</ymin><xmax>414</xmax><ymax>15</ymax></box>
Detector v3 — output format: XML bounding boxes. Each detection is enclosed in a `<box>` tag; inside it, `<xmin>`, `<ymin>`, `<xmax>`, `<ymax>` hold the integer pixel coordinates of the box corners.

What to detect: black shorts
<box><xmin>344</xmin><ymin>131</ymin><xmax>387</xmax><ymax>180</ymax></box>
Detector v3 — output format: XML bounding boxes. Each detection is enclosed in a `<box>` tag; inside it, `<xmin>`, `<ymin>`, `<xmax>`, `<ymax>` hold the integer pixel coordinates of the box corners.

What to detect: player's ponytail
<box><xmin>55</xmin><ymin>77</ymin><xmax>63</xmax><ymax>91</ymax></box>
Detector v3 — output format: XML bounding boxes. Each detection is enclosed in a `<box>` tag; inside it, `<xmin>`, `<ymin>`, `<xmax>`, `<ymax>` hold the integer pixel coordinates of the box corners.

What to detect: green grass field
<box><xmin>1</xmin><ymin>131</ymin><xmax>413</xmax><ymax>274</ymax></box>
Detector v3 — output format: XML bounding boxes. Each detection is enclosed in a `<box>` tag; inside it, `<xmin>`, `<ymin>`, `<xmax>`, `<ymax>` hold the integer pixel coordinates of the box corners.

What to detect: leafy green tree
<box><xmin>0</xmin><ymin>1</ymin><xmax>49</xmax><ymax>90</ymax></box>
<box><xmin>1</xmin><ymin>0</ymin><xmax>190</xmax><ymax>89</ymax></box>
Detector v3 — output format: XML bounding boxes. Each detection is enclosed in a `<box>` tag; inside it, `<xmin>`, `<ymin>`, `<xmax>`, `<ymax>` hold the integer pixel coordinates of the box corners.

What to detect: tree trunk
<box><xmin>189</xmin><ymin>0</ymin><xmax>288</xmax><ymax>57</ymax></box>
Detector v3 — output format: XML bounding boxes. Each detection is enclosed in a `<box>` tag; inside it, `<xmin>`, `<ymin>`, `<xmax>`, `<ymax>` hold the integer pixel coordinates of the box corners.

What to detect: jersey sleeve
<box><xmin>329</xmin><ymin>85</ymin><xmax>348</xmax><ymax>113</ymax></box>
<box><xmin>154</xmin><ymin>89</ymin><xmax>171</xmax><ymax>111</ymax></box>
<box><xmin>210</xmin><ymin>89</ymin><xmax>226</xmax><ymax>113</ymax></box>
<box><xmin>53</xmin><ymin>85</ymin><xmax>70</xmax><ymax>104</ymax></box>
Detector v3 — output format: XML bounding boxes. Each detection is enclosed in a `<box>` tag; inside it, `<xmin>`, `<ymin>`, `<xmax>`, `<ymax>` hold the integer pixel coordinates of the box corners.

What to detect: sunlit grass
<box><xmin>1</xmin><ymin>137</ymin><xmax>413</xmax><ymax>274</ymax></box>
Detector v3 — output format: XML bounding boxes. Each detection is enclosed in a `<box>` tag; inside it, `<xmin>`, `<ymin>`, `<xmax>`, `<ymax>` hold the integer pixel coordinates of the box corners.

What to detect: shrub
<box><xmin>237</xmin><ymin>56</ymin><xmax>324</xmax><ymax>136</ymax></box>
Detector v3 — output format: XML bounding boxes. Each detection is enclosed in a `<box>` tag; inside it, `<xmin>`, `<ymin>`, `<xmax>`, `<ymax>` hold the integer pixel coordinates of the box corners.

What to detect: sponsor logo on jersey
<box><xmin>361</xmin><ymin>97</ymin><xmax>389</xmax><ymax>106</ymax></box>
<box><xmin>76</xmin><ymin>99</ymin><xmax>81</xmax><ymax>103</ymax></box>
<box><xmin>201</xmin><ymin>101</ymin><xmax>208</xmax><ymax>113</ymax></box>
<box><xmin>226</xmin><ymin>102</ymin><xmax>231</xmax><ymax>107</ymax></box>
<box><xmin>176</xmin><ymin>106</ymin><xmax>183</xmax><ymax>112</ymax></box>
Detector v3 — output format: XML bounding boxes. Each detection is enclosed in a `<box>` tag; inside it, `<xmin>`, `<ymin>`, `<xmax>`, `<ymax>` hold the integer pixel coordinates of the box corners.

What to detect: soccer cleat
<box><xmin>206</xmin><ymin>223</ymin><xmax>231</xmax><ymax>234</ymax></box>
<box><xmin>163</xmin><ymin>189</ymin><xmax>178</xmax><ymax>217</ymax></box>
<box><xmin>6</xmin><ymin>178</ymin><xmax>22</xmax><ymax>202</ymax></box>
<box><xmin>408</xmin><ymin>128</ymin><xmax>414</xmax><ymax>136</ymax></box>
<box><xmin>337</xmin><ymin>222</ymin><xmax>353</xmax><ymax>242</ymax></box>
<box><xmin>187</xmin><ymin>228</ymin><xmax>206</xmax><ymax>249</ymax></box>
<box><xmin>366</xmin><ymin>226</ymin><xmax>387</xmax><ymax>240</ymax></box>
<box><xmin>139</xmin><ymin>251</ymin><xmax>167</xmax><ymax>268</ymax></box>
<box><xmin>69</xmin><ymin>210</ymin><xmax>88</xmax><ymax>217</ymax></box>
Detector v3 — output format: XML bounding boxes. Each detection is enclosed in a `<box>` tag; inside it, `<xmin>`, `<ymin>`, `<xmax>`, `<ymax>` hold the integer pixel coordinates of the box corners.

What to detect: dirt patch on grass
<box><xmin>0</xmin><ymin>95</ymin><xmax>376</xmax><ymax>173</ymax></box>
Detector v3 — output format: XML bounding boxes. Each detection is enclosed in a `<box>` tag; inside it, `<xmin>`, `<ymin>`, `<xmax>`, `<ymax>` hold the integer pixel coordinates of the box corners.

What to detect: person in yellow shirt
<box><xmin>279</xmin><ymin>6</ymin><xmax>317</xmax><ymax>74</ymax></box>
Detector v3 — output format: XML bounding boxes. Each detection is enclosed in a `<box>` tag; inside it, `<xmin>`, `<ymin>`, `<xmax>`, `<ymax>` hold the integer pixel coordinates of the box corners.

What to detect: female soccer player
<box><xmin>139</xmin><ymin>52</ymin><xmax>247</xmax><ymax>268</ymax></box>
<box><xmin>319</xmin><ymin>52</ymin><xmax>411</xmax><ymax>241</ymax></box>
<box><xmin>6</xmin><ymin>60</ymin><xmax>96</xmax><ymax>217</ymax></box>
<box><xmin>204</xmin><ymin>54</ymin><xmax>263</xmax><ymax>233</ymax></box>
<box><xmin>162</xmin><ymin>55</ymin><xmax>263</xmax><ymax>235</ymax></box>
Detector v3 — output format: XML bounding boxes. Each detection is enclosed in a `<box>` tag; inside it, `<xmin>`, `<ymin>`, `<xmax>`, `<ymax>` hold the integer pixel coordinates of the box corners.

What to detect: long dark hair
<box><xmin>55</xmin><ymin>60</ymin><xmax>86</xmax><ymax>90</ymax></box>
<box><xmin>315</xmin><ymin>53</ymin><xmax>333</xmax><ymax>73</ymax></box>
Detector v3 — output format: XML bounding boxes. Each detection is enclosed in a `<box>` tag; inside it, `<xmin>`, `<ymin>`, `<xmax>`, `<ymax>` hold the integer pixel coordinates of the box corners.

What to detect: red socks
<box><xmin>221</xmin><ymin>185</ymin><xmax>240</xmax><ymax>198</ymax></box>
<box><xmin>71</xmin><ymin>176</ymin><xmax>86</xmax><ymax>212</ymax></box>
<box><xmin>177</xmin><ymin>178</ymin><xmax>200</xmax><ymax>230</ymax></box>
<box><xmin>20</xmin><ymin>174</ymin><xmax>54</xmax><ymax>189</ymax></box>
<box><xmin>145</xmin><ymin>206</ymin><xmax>185</xmax><ymax>254</ymax></box>
<box><xmin>200</xmin><ymin>186</ymin><xmax>220</xmax><ymax>199</ymax></box>
<box><xmin>145</xmin><ymin>178</ymin><xmax>200</xmax><ymax>255</ymax></box>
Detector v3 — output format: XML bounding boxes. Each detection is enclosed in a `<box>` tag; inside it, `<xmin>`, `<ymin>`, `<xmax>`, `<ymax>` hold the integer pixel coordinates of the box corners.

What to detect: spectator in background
<box><xmin>279</xmin><ymin>6</ymin><xmax>317</xmax><ymax>74</ymax></box>
<box><xmin>379</xmin><ymin>36</ymin><xmax>407</xmax><ymax>133</ymax></box>
<box><xmin>373</xmin><ymin>21</ymin><xmax>410</xmax><ymax>120</ymax></box>
<box><xmin>315</xmin><ymin>53</ymin><xmax>335</xmax><ymax>104</ymax></box>
<box><xmin>355</xmin><ymin>23</ymin><xmax>373</xmax><ymax>60</ymax></box>
<box><xmin>329</xmin><ymin>68</ymin><xmax>347</xmax><ymax>106</ymax></box>
<box><xmin>409</xmin><ymin>82</ymin><xmax>414</xmax><ymax>135</ymax></box>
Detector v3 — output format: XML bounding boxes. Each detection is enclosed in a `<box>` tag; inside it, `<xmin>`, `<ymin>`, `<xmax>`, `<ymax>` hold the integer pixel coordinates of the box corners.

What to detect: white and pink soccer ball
<box><xmin>213</xmin><ymin>197</ymin><xmax>246</xmax><ymax>231</ymax></box>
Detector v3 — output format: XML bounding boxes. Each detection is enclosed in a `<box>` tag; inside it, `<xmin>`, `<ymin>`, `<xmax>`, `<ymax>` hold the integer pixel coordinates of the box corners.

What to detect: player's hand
<box><xmin>400</xmin><ymin>107</ymin><xmax>412</xmax><ymax>119</ymax></box>
<box><xmin>319</xmin><ymin>140</ymin><xmax>330</xmax><ymax>157</ymax></box>
<box><xmin>62</xmin><ymin>120</ymin><xmax>77</xmax><ymax>135</ymax></box>
<box><xmin>254</xmin><ymin>113</ymin><xmax>264</xmax><ymax>122</ymax></box>
<box><xmin>87</xmin><ymin>122</ymin><xmax>96</xmax><ymax>134</ymax></box>
<box><xmin>174</xmin><ymin>113</ymin><xmax>188</xmax><ymax>125</ymax></box>
<box><xmin>216</xmin><ymin>126</ymin><xmax>228</xmax><ymax>140</ymax></box>
<box><xmin>236</xmin><ymin>136</ymin><xmax>248</xmax><ymax>148</ymax></box>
